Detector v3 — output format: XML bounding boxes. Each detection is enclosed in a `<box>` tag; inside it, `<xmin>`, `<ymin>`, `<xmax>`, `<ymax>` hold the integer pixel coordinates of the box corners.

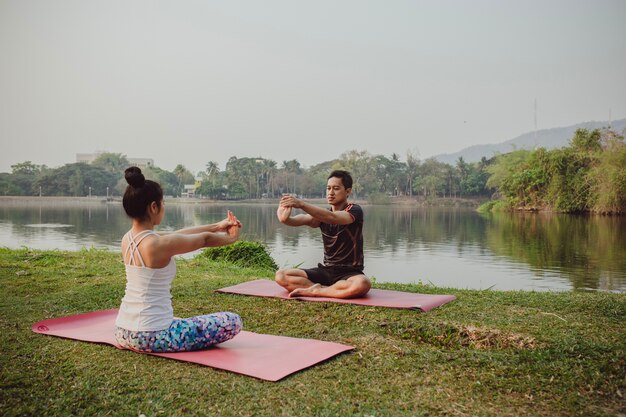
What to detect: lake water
<box><xmin>1</xmin><ymin>199</ymin><xmax>625</xmax><ymax>292</ymax></box>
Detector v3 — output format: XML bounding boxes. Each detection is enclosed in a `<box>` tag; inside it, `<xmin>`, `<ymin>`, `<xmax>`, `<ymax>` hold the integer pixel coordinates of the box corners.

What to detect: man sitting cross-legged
<box><xmin>275</xmin><ymin>170</ymin><xmax>371</xmax><ymax>299</ymax></box>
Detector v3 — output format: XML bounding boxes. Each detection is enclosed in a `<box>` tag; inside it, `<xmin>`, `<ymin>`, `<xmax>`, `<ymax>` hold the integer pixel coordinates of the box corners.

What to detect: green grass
<box><xmin>199</xmin><ymin>240</ymin><xmax>279</xmax><ymax>271</ymax></box>
<box><xmin>1</xmin><ymin>247</ymin><xmax>624</xmax><ymax>417</ymax></box>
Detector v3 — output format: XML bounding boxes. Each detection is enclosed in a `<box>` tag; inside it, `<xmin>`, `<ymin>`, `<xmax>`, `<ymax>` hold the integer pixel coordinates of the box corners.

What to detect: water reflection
<box><xmin>0</xmin><ymin>200</ymin><xmax>624</xmax><ymax>292</ymax></box>
<box><xmin>483</xmin><ymin>212</ymin><xmax>626</xmax><ymax>291</ymax></box>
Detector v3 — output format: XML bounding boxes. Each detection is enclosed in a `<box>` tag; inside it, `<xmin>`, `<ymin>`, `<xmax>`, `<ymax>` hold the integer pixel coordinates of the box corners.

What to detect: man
<box><xmin>275</xmin><ymin>170</ymin><xmax>371</xmax><ymax>298</ymax></box>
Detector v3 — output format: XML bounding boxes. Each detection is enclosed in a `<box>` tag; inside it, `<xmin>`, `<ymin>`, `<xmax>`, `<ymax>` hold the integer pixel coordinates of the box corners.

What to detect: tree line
<box><xmin>2</xmin><ymin>127</ymin><xmax>623</xmax><ymax>213</ymax></box>
<box><xmin>0</xmin><ymin>150</ymin><xmax>493</xmax><ymax>201</ymax></box>
<box><xmin>483</xmin><ymin>128</ymin><xmax>626</xmax><ymax>214</ymax></box>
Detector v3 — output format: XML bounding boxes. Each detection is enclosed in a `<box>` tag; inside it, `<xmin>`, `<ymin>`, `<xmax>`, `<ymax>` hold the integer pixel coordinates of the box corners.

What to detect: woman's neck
<box><xmin>131</xmin><ymin>218</ymin><xmax>155</xmax><ymax>233</ymax></box>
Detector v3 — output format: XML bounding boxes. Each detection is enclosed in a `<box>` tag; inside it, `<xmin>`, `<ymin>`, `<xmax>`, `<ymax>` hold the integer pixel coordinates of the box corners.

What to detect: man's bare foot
<box><xmin>289</xmin><ymin>283</ymin><xmax>322</xmax><ymax>297</ymax></box>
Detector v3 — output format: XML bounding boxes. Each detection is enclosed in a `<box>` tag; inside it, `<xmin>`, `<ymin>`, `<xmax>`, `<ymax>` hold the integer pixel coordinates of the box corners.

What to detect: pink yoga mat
<box><xmin>32</xmin><ymin>309</ymin><xmax>354</xmax><ymax>382</ymax></box>
<box><xmin>217</xmin><ymin>279</ymin><xmax>456</xmax><ymax>311</ymax></box>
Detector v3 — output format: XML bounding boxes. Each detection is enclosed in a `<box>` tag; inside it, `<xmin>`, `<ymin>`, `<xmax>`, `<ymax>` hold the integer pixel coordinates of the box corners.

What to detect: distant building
<box><xmin>127</xmin><ymin>158</ymin><xmax>154</xmax><ymax>168</ymax></box>
<box><xmin>76</xmin><ymin>152</ymin><xmax>154</xmax><ymax>168</ymax></box>
<box><xmin>182</xmin><ymin>184</ymin><xmax>196</xmax><ymax>198</ymax></box>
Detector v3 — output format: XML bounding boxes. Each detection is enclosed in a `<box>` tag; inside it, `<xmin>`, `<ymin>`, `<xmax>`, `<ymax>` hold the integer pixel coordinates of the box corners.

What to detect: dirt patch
<box><xmin>397</xmin><ymin>322</ymin><xmax>538</xmax><ymax>350</ymax></box>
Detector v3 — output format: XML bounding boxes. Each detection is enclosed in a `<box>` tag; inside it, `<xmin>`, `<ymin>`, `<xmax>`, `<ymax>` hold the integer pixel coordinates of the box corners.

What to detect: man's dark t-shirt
<box><xmin>319</xmin><ymin>203</ymin><xmax>364</xmax><ymax>270</ymax></box>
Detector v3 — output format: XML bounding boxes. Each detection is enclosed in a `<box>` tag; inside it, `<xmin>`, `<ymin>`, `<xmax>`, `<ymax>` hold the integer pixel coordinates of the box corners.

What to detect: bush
<box><xmin>198</xmin><ymin>241</ymin><xmax>278</xmax><ymax>271</ymax></box>
<box><xmin>367</xmin><ymin>192</ymin><xmax>391</xmax><ymax>205</ymax></box>
<box><xmin>477</xmin><ymin>200</ymin><xmax>510</xmax><ymax>213</ymax></box>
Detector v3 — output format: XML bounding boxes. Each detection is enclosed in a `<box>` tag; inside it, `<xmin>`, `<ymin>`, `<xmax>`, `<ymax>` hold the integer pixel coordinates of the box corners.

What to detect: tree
<box><xmin>461</xmin><ymin>163</ymin><xmax>491</xmax><ymax>196</ymax></box>
<box><xmin>11</xmin><ymin>161</ymin><xmax>41</xmax><ymax>175</ymax></box>
<box><xmin>205</xmin><ymin>161</ymin><xmax>220</xmax><ymax>179</ymax></box>
<box><xmin>0</xmin><ymin>173</ymin><xmax>22</xmax><ymax>195</ymax></box>
<box><xmin>305</xmin><ymin>160</ymin><xmax>337</xmax><ymax>198</ymax></box>
<box><xmin>5</xmin><ymin>161</ymin><xmax>43</xmax><ymax>195</ymax></box>
<box><xmin>405</xmin><ymin>150</ymin><xmax>420</xmax><ymax>197</ymax></box>
<box><xmin>441</xmin><ymin>164</ymin><xmax>459</xmax><ymax>197</ymax></box>
<box><xmin>333</xmin><ymin>150</ymin><xmax>379</xmax><ymax>198</ymax></box>
<box><xmin>455</xmin><ymin>157</ymin><xmax>469</xmax><ymax>196</ymax></box>
<box><xmin>33</xmin><ymin>163</ymin><xmax>117</xmax><ymax>196</ymax></box>
<box><xmin>150</xmin><ymin>167</ymin><xmax>179</xmax><ymax>197</ymax></box>
<box><xmin>173</xmin><ymin>164</ymin><xmax>195</xmax><ymax>196</ymax></box>
<box><xmin>196</xmin><ymin>161</ymin><xmax>224</xmax><ymax>199</ymax></box>
<box><xmin>589</xmin><ymin>131</ymin><xmax>626</xmax><ymax>213</ymax></box>
<box><xmin>482</xmin><ymin>128</ymin><xmax>623</xmax><ymax>212</ymax></box>
<box><xmin>223</xmin><ymin>157</ymin><xmax>278</xmax><ymax>199</ymax></box>
<box><xmin>196</xmin><ymin>181</ymin><xmax>226</xmax><ymax>199</ymax></box>
<box><xmin>374</xmin><ymin>154</ymin><xmax>405</xmax><ymax>196</ymax></box>
<box><xmin>260</xmin><ymin>159</ymin><xmax>277</xmax><ymax>197</ymax></box>
<box><xmin>226</xmin><ymin>181</ymin><xmax>247</xmax><ymax>199</ymax></box>
<box><xmin>570</xmin><ymin>128</ymin><xmax>602</xmax><ymax>153</ymax></box>
<box><xmin>91</xmin><ymin>153</ymin><xmax>130</xmax><ymax>174</ymax></box>
<box><xmin>281</xmin><ymin>159</ymin><xmax>302</xmax><ymax>194</ymax></box>
<box><xmin>454</xmin><ymin>157</ymin><xmax>492</xmax><ymax>197</ymax></box>
<box><xmin>415</xmin><ymin>158</ymin><xmax>447</xmax><ymax>197</ymax></box>
<box><xmin>486</xmin><ymin>150</ymin><xmax>531</xmax><ymax>193</ymax></box>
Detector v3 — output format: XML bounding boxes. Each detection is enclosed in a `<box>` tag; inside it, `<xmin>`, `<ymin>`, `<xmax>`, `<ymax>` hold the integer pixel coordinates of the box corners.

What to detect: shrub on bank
<box><xmin>477</xmin><ymin>200</ymin><xmax>511</xmax><ymax>213</ymax></box>
<box><xmin>199</xmin><ymin>240</ymin><xmax>278</xmax><ymax>271</ymax></box>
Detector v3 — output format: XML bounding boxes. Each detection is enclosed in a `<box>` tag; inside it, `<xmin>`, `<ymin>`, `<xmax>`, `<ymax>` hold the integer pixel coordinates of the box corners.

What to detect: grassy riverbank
<box><xmin>1</xmin><ymin>248</ymin><xmax>624</xmax><ymax>417</ymax></box>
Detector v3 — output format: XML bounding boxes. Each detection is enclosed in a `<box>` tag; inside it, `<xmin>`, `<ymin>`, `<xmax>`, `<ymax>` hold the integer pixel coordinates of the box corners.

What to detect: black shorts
<box><xmin>302</xmin><ymin>263</ymin><xmax>365</xmax><ymax>286</ymax></box>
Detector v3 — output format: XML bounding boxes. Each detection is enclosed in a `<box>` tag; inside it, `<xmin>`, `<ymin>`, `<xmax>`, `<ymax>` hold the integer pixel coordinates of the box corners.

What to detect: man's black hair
<box><xmin>328</xmin><ymin>170</ymin><xmax>353</xmax><ymax>189</ymax></box>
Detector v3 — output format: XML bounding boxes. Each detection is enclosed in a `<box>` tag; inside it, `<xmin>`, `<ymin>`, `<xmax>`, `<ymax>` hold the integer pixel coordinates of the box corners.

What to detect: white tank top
<box><xmin>115</xmin><ymin>230</ymin><xmax>176</xmax><ymax>331</ymax></box>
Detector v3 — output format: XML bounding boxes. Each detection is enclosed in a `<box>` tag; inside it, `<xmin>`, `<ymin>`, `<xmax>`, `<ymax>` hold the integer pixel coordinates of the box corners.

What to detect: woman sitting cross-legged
<box><xmin>114</xmin><ymin>166</ymin><xmax>243</xmax><ymax>353</ymax></box>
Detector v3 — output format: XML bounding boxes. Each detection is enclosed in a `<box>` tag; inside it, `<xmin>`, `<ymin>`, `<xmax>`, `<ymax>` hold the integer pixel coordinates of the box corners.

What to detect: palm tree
<box><xmin>405</xmin><ymin>150</ymin><xmax>420</xmax><ymax>197</ymax></box>
<box><xmin>173</xmin><ymin>164</ymin><xmax>194</xmax><ymax>196</ymax></box>
<box><xmin>282</xmin><ymin>159</ymin><xmax>301</xmax><ymax>194</ymax></box>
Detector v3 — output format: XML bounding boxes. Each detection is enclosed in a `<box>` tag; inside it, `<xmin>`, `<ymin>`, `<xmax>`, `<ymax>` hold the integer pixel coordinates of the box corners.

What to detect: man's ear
<box><xmin>346</xmin><ymin>187</ymin><xmax>352</xmax><ymax>196</ymax></box>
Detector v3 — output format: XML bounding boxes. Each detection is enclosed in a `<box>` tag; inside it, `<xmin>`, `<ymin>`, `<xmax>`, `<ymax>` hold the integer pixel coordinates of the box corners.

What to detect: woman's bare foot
<box><xmin>289</xmin><ymin>283</ymin><xmax>323</xmax><ymax>297</ymax></box>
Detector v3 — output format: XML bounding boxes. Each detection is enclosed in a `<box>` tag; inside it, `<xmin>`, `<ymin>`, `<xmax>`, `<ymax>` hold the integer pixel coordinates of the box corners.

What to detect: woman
<box><xmin>114</xmin><ymin>166</ymin><xmax>242</xmax><ymax>352</ymax></box>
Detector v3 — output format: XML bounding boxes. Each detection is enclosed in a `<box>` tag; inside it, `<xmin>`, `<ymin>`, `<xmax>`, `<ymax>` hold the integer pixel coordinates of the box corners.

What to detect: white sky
<box><xmin>1</xmin><ymin>0</ymin><xmax>625</xmax><ymax>174</ymax></box>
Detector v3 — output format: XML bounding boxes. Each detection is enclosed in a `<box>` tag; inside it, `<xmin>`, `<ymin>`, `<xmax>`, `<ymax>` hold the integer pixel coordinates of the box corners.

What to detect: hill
<box><xmin>434</xmin><ymin>118</ymin><xmax>626</xmax><ymax>164</ymax></box>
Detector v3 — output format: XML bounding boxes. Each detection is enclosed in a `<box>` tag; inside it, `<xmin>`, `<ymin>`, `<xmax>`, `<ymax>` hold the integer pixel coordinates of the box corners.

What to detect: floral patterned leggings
<box><xmin>114</xmin><ymin>312</ymin><xmax>242</xmax><ymax>353</ymax></box>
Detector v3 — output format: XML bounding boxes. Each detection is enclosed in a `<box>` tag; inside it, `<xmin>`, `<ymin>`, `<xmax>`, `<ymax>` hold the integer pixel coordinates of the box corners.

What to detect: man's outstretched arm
<box><xmin>280</xmin><ymin>195</ymin><xmax>354</xmax><ymax>225</ymax></box>
<box><xmin>276</xmin><ymin>205</ymin><xmax>321</xmax><ymax>227</ymax></box>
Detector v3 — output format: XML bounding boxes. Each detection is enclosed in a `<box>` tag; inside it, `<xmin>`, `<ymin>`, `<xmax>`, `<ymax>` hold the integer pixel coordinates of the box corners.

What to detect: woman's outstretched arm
<box><xmin>158</xmin><ymin>210</ymin><xmax>242</xmax><ymax>235</ymax></box>
<box><xmin>154</xmin><ymin>211</ymin><xmax>241</xmax><ymax>258</ymax></box>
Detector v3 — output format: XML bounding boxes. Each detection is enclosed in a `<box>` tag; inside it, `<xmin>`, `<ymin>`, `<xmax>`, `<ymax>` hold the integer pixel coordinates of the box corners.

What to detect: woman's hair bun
<box><xmin>125</xmin><ymin>166</ymin><xmax>145</xmax><ymax>188</ymax></box>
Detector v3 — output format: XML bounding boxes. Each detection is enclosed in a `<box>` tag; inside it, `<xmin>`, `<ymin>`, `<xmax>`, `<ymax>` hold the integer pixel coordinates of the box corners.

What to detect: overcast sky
<box><xmin>1</xmin><ymin>0</ymin><xmax>625</xmax><ymax>174</ymax></box>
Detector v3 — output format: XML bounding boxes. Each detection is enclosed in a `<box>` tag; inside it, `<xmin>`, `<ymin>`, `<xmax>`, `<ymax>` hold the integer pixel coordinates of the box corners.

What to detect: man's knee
<box><xmin>351</xmin><ymin>276</ymin><xmax>371</xmax><ymax>297</ymax></box>
<box><xmin>275</xmin><ymin>269</ymin><xmax>287</xmax><ymax>286</ymax></box>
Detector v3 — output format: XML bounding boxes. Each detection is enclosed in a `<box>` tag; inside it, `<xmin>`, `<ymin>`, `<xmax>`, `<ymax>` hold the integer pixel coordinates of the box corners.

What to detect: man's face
<box><xmin>326</xmin><ymin>176</ymin><xmax>351</xmax><ymax>205</ymax></box>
